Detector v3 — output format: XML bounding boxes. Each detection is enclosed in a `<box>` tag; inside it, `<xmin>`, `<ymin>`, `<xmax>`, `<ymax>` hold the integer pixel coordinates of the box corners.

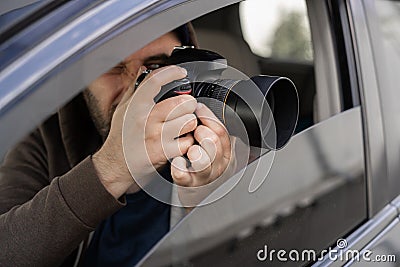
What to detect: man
<box><xmin>0</xmin><ymin>24</ymin><xmax>233</xmax><ymax>266</ymax></box>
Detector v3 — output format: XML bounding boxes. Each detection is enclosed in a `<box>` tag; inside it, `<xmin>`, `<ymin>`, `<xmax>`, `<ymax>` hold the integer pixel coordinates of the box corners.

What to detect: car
<box><xmin>0</xmin><ymin>0</ymin><xmax>399</xmax><ymax>266</ymax></box>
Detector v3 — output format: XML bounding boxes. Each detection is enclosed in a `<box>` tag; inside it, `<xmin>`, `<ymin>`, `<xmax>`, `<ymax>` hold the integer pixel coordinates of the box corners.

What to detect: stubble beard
<box><xmin>83</xmin><ymin>89</ymin><xmax>118</xmax><ymax>141</ymax></box>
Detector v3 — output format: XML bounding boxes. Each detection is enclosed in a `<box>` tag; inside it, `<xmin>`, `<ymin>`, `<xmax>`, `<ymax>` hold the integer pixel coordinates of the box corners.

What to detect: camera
<box><xmin>136</xmin><ymin>46</ymin><xmax>299</xmax><ymax>150</ymax></box>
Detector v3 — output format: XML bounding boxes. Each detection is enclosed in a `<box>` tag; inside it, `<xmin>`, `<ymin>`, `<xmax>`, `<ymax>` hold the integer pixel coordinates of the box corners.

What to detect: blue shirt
<box><xmin>81</xmin><ymin>189</ymin><xmax>171</xmax><ymax>266</ymax></box>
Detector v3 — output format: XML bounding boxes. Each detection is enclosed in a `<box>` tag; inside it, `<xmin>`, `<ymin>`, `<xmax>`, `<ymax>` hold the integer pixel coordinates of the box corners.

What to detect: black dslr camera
<box><xmin>136</xmin><ymin>46</ymin><xmax>298</xmax><ymax>150</ymax></box>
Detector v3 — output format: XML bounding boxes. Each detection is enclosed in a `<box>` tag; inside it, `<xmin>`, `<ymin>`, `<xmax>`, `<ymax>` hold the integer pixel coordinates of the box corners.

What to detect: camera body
<box><xmin>136</xmin><ymin>46</ymin><xmax>229</xmax><ymax>103</ymax></box>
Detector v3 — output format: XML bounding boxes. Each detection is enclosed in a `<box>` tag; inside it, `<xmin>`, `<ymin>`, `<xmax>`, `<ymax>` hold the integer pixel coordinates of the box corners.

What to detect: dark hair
<box><xmin>173</xmin><ymin>24</ymin><xmax>191</xmax><ymax>46</ymax></box>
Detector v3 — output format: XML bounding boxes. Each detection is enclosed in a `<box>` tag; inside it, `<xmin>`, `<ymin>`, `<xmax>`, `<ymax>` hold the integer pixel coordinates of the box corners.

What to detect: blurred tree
<box><xmin>270</xmin><ymin>10</ymin><xmax>313</xmax><ymax>60</ymax></box>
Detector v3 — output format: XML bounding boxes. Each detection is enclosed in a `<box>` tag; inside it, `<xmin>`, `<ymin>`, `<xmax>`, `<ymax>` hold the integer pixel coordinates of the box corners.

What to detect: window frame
<box><xmin>347</xmin><ymin>0</ymin><xmax>390</xmax><ymax>216</ymax></box>
<box><xmin>361</xmin><ymin>0</ymin><xmax>400</xmax><ymax>202</ymax></box>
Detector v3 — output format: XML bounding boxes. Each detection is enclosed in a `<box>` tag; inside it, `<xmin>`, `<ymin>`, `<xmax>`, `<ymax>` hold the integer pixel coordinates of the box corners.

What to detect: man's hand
<box><xmin>171</xmin><ymin>103</ymin><xmax>237</xmax><ymax>207</ymax></box>
<box><xmin>93</xmin><ymin>66</ymin><xmax>198</xmax><ymax>199</ymax></box>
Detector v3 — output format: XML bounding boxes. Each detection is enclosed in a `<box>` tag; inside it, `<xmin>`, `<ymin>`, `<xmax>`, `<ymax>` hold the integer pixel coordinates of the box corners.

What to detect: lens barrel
<box><xmin>192</xmin><ymin>76</ymin><xmax>298</xmax><ymax>150</ymax></box>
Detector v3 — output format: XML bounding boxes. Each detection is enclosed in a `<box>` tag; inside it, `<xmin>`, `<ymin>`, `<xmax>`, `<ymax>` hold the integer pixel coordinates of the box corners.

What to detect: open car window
<box><xmin>0</xmin><ymin>0</ymin><xmax>370</xmax><ymax>266</ymax></box>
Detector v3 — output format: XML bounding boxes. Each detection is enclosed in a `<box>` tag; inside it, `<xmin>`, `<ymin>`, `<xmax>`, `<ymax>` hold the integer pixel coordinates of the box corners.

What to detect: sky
<box><xmin>239</xmin><ymin>0</ymin><xmax>308</xmax><ymax>56</ymax></box>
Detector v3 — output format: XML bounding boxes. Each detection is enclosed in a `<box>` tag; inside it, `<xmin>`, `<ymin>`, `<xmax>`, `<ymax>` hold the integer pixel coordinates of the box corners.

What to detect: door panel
<box><xmin>140</xmin><ymin>107</ymin><xmax>367</xmax><ymax>267</ymax></box>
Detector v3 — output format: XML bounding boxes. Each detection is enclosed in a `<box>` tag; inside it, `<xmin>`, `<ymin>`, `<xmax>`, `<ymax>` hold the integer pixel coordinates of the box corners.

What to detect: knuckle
<box><xmin>176</xmin><ymin>95</ymin><xmax>197</xmax><ymax>110</ymax></box>
<box><xmin>162</xmin><ymin>98</ymin><xmax>185</xmax><ymax>117</ymax></box>
<box><xmin>214</xmin><ymin>125</ymin><xmax>227</xmax><ymax>137</ymax></box>
<box><xmin>206</xmin><ymin>133</ymin><xmax>219</xmax><ymax>144</ymax></box>
<box><xmin>172</xmin><ymin>96</ymin><xmax>184</xmax><ymax>107</ymax></box>
<box><xmin>194</xmin><ymin>125</ymin><xmax>207</xmax><ymax>136</ymax></box>
<box><xmin>147</xmin><ymin>75</ymin><xmax>160</xmax><ymax>87</ymax></box>
<box><xmin>199</xmin><ymin>154</ymin><xmax>210</xmax><ymax>166</ymax></box>
<box><xmin>184</xmin><ymin>114</ymin><xmax>197</xmax><ymax>129</ymax></box>
<box><xmin>186</xmin><ymin>137</ymin><xmax>195</xmax><ymax>147</ymax></box>
<box><xmin>216</xmin><ymin>166</ymin><xmax>225</xmax><ymax>177</ymax></box>
<box><xmin>181</xmin><ymin>113</ymin><xmax>195</xmax><ymax>123</ymax></box>
<box><xmin>187</xmin><ymin>144</ymin><xmax>200</xmax><ymax>155</ymax></box>
<box><xmin>144</xmin><ymin>133</ymin><xmax>158</xmax><ymax>145</ymax></box>
<box><xmin>176</xmin><ymin>95</ymin><xmax>193</xmax><ymax>106</ymax></box>
<box><xmin>154</xmin><ymin>127</ymin><xmax>163</xmax><ymax>138</ymax></box>
<box><xmin>147</xmin><ymin>110</ymin><xmax>159</xmax><ymax>123</ymax></box>
<box><xmin>181</xmin><ymin>94</ymin><xmax>196</xmax><ymax>102</ymax></box>
<box><xmin>179</xmin><ymin>138</ymin><xmax>194</xmax><ymax>153</ymax></box>
<box><xmin>187</xmin><ymin>113</ymin><xmax>197</xmax><ymax>121</ymax></box>
<box><xmin>184</xmin><ymin>134</ymin><xmax>195</xmax><ymax>144</ymax></box>
<box><xmin>172</xmin><ymin>170</ymin><xmax>187</xmax><ymax>182</ymax></box>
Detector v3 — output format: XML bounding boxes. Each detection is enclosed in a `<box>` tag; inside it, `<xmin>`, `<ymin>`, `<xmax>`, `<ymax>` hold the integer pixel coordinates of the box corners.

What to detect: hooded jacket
<box><xmin>0</xmin><ymin>24</ymin><xmax>198</xmax><ymax>267</ymax></box>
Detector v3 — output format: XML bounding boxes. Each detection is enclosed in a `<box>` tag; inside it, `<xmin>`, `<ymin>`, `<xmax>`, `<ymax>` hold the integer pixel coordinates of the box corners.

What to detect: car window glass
<box><xmin>375</xmin><ymin>1</ymin><xmax>400</xmax><ymax>84</ymax></box>
<box><xmin>239</xmin><ymin>0</ymin><xmax>314</xmax><ymax>133</ymax></box>
<box><xmin>239</xmin><ymin>0</ymin><xmax>313</xmax><ymax>61</ymax></box>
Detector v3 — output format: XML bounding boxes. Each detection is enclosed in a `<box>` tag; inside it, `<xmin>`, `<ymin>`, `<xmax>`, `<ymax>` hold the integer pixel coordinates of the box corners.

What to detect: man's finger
<box><xmin>195</xmin><ymin>103</ymin><xmax>230</xmax><ymax>152</ymax></box>
<box><xmin>134</xmin><ymin>66</ymin><xmax>188</xmax><ymax>103</ymax></box>
<box><xmin>151</xmin><ymin>95</ymin><xmax>197</xmax><ymax>122</ymax></box>
<box><xmin>171</xmin><ymin>157</ymin><xmax>191</xmax><ymax>187</ymax></box>
<box><xmin>162</xmin><ymin>135</ymin><xmax>194</xmax><ymax>159</ymax></box>
<box><xmin>162</xmin><ymin>113</ymin><xmax>197</xmax><ymax>140</ymax></box>
<box><xmin>187</xmin><ymin>145</ymin><xmax>212</xmax><ymax>174</ymax></box>
<box><xmin>194</xmin><ymin>125</ymin><xmax>220</xmax><ymax>162</ymax></box>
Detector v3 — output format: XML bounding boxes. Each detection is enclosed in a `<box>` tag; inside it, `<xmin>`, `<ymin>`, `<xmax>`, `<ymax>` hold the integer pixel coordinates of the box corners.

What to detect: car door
<box><xmin>140</xmin><ymin>0</ymin><xmax>399</xmax><ymax>266</ymax></box>
<box><xmin>140</xmin><ymin>0</ymin><xmax>371</xmax><ymax>266</ymax></box>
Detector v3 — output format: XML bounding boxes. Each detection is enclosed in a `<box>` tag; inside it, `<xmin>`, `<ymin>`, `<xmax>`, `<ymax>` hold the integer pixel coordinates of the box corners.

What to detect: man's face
<box><xmin>84</xmin><ymin>32</ymin><xmax>181</xmax><ymax>139</ymax></box>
